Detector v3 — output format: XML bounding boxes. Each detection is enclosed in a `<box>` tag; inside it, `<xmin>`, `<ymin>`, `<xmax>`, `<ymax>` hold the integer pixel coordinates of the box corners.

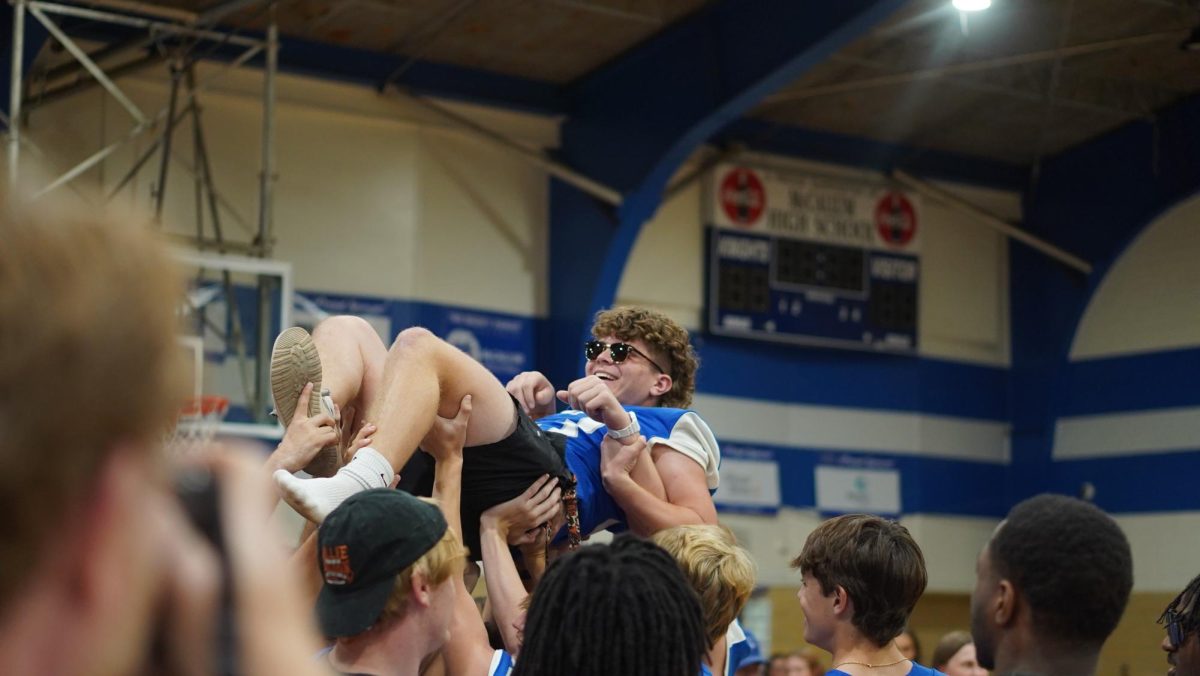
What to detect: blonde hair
<box><xmin>591</xmin><ymin>306</ymin><xmax>698</xmax><ymax>408</ymax></box>
<box><xmin>0</xmin><ymin>202</ymin><xmax>185</xmax><ymax>606</ymax></box>
<box><xmin>378</xmin><ymin>525</ymin><xmax>467</xmax><ymax>622</ymax></box>
<box><xmin>652</xmin><ymin>524</ymin><xmax>757</xmax><ymax>646</ymax></box>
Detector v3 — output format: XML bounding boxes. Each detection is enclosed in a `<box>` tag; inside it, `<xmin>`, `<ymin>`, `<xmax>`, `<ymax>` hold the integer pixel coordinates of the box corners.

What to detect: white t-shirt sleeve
<box><xmin>645</xmin><ymin>411</ymin><xmax>721</xmax><ymax>490</ymax></box>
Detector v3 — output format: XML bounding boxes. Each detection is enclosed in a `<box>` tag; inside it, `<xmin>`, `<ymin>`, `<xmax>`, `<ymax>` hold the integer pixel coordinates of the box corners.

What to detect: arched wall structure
<box><xmin>1011</xmin><ymin>93</ymin><xmax>1200</xmax><ymax>514</ymax></box>
<box><xmin>542</xmin><ymin>0</ymin><xmax>909</xmax><ymax>390</ymax></box>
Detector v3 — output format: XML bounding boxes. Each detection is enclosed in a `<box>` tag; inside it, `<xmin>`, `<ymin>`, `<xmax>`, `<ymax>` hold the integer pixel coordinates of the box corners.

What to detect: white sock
<box><xmin>274</xmin><ymin>447</ymin><xmax>395</xmax><ymax>523</ymax></box>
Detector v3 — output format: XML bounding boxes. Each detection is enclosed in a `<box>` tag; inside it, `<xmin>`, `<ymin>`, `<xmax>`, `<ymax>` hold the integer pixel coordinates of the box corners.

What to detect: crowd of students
<box><xmin>1</xmin><ymin>199</ymin><xmax>1194</xmax><ymax>676</ymax></box>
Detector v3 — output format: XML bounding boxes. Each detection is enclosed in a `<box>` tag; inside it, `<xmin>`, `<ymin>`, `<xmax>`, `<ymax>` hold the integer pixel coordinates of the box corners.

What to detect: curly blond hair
<box><xmin>591</xmin><ymin>306</ymin><xmax>698</xmax><ymax>408</ymax></box>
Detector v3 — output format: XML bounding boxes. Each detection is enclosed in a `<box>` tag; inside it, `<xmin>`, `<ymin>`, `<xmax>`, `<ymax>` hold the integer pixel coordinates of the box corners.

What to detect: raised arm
<box><xmin>600</xmin><ymin>436</ymin><xmax>718</xmax><ymax>534</ymax></box>
<box><xmin>421</xmin><ymin>395</ymin><xmax>496</xmax><ymax>676</ymax></box>
<box><xmin>480</xmin><ymin>475</ymin><xmax>562</xmax><ymax>654</ymax></box>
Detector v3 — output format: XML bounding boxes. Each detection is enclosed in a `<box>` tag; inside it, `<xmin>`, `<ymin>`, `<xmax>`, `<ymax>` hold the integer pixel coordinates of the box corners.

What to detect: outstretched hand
<box><xmin>482</xmin><ymin>474</ymin><xmax>563</xmax><ymax>546</ymax></box>
<box><xmin>421</xmin><ymin>394</ymin><xmax>473</xmax><ymax>464</ymax></box>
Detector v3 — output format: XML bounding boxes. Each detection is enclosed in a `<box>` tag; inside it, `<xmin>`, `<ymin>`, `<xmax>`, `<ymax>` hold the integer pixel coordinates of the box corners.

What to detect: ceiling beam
<box><xmin>764</xmin><ymin>30</ymin><xmax>1183</xmax><ymax>105</ymax></box>
<box><xmin>820</xmin><ymin>54</ymin><xmax>1145</xmax><ymax>119</ymax></box>
<box><xmin>79</xmin><ymin>0</ymin><xmax>197</xmax><ymax>24</ymax></box>
<box><xmin>196</xmin><ymin>0</ymin><xmax>271</xmax><ymax>26</ymax></box>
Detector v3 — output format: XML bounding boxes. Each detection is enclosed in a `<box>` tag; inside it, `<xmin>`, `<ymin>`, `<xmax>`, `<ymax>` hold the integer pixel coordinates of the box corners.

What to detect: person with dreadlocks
<box><xmin>970</xmin><ymin>494</ymin><xmax>1132</xmax><ymax>676</ymax></box>
<box><xmin>1160</xmin><ymin>573</ymin><xmax>1200</xmax><ymax>676</ymax></box>
<box><xmin>270</xmin><ymin>306</ymin><xmax>720</xmax><ymax>559</ymax></box>
<box><xmin>512</xmin><ymin>534</ymin><xmax>710</xmax><ymax>676</ymax></box>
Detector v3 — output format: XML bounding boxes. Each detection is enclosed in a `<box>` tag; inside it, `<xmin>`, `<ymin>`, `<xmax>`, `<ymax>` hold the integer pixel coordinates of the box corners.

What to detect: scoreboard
<box><xmin>706</xmin><ymin>164</ymin><xmax>921</xmax><ymax>353</ymax></box>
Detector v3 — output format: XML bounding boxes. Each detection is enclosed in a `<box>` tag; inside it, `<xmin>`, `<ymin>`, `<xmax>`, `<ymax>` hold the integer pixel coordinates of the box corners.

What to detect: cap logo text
<box><xmin>322</xmin><ymin>544</ymin><xmax>354</xmax><ymax>585</ymax></box>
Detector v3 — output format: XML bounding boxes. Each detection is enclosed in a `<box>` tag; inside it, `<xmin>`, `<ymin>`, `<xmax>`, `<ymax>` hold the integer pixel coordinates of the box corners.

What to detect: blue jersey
<box><xmin>489</xmin><ymin>650</ymin><xmax>514</xmax><ymax>675</ymax></box>
<box><xmin>828</xmin><ymin>663</ymin><xmax>945</xmax><ymax>676</ymax></box>
<box><xmin>725</xmin><ymin>620</ymin><xmax>760</xmax><ymax>676</ymax></box>
<box><xmin>536</xmin><ymin>406</ymin><xmax>720</xmax><ymax>538</ymax></box>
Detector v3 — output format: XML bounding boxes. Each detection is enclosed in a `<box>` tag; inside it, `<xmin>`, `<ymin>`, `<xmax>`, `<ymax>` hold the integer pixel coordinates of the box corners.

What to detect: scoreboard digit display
<box><xmin>706</xmin><ymin>164</ymin><xmax>921</xmax><ymax>353</ymax></box>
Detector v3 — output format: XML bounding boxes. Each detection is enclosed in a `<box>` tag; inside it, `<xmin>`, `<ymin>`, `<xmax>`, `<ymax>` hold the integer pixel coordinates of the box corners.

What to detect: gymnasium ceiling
<box><xmin>31</xmin><ymin>0</ymin><xmax>1200</xmax><ymax>168</ymax></box>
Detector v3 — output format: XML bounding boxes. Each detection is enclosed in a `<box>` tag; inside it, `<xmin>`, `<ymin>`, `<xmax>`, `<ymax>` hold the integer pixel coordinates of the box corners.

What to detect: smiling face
<box><xmin>585</xmin><ymin>335</ymin><xmax>671</xmax><ymax>407</ymax></box>
<box><xmin>796</xmin><ymin>572</ymin><xmax>837</xmax><ymax>650</ymax></box>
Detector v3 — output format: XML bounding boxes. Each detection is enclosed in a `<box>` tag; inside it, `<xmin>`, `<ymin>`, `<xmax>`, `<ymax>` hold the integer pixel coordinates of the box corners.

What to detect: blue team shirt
<box><xmin>536</xmin><ymin>406</ymin><xmax>718</xmax><ymax>537</ymax></box>
<box><xmin>490</xmin><ymin>650</ymin><xmax>514</xmax><ymax>675</ymax></box>
<box><xmin>724</xmin><ymin>620</ymin><xmax>757</xmax><ymax>676</ymax></box>
<box><xmin>828</xmin><ymin>663</ymin><xmax>945</xmax><ymax>676</ymax></box>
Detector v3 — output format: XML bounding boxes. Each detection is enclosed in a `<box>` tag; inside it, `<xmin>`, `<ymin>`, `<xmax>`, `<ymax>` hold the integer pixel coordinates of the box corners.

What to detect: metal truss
<box><xmin>6</xmin><ymin>0</ymin><xmax>281</xmax><ymax>421</ymax></box>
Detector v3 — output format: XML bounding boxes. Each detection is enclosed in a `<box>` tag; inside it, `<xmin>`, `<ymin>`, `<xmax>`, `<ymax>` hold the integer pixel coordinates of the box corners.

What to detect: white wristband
<box><xmin>606</xmin><ymin>417</ymin><xmax>640</xmax><ymax>440</ymax></box>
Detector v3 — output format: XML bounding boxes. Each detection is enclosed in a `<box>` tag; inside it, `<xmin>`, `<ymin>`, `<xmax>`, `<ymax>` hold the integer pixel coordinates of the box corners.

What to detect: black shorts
<box><xmin>395</xmin><ymin>397</ymin><xmax>573</xmax><ymax>558</ymax></box>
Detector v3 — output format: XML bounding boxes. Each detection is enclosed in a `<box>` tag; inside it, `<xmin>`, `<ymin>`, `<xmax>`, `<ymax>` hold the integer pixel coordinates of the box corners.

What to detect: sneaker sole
<box><xmin>269</xmin><ymin>327</ymin><xmax>340</xmax><ymax>477</ymax></box>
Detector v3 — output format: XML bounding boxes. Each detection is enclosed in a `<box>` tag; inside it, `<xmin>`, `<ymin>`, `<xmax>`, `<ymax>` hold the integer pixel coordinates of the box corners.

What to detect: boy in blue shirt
<box><xmin>791</xmin><ymin>514</ymin><xmax>944</xmax><ymax>676</ymax></box>
<box><xmin>272</xmin><ymin>307</ymin><xmax>720</xmax><ymax>555</ymax></box>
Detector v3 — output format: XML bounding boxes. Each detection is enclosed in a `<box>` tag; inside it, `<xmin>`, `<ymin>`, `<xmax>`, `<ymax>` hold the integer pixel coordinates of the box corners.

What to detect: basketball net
<box><xmin>165</xmin><ymin>395</ymin><xmax>229</xmax><ymax>456</ymax></box>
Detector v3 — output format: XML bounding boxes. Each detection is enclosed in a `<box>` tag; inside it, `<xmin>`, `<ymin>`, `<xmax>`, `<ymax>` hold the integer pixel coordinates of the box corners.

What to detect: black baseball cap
<box><xmin>315</xmin><ymin>488</ymin><xmax>448</xmax><ymax>637</ymax></box>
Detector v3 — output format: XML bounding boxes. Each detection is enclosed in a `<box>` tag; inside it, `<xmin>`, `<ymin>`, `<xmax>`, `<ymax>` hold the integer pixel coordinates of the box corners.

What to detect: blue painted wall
<box><xmin>1011</xmin><ymin>93</ymin><xmax>1200</xmax><ymax>512</ymax></box>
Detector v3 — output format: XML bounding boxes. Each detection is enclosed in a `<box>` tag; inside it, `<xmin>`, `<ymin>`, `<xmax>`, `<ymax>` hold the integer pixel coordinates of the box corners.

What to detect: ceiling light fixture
<box><xmin>952</xmin><ymin>0</ymin><xmax>992</xmax><ymax>11</ymax></box>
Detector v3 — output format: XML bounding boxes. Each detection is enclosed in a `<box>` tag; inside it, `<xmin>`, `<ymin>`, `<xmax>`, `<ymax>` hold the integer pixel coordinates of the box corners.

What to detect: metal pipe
<box><xmin>196</xmin><ymin>0</ymin><xmax>270</xmax><ymax>26</ymax></box>
<box><xmin>664</xmin><ymin>146</ymin><xmax>742</xmax><ymax>202</ymax></box>
<box><xmin>153</xmin><ymin>63</ymin><xmax>183</xmax><ymax>220</ymax></box>
<box><xmin>33</xmin><ymin>38</ymin><xmax>260</xmax><ymax>112</ymax></box>
<box><xmin>766</xmin><ymin>31</ymin><xmax>1181</xmax><ymax>105</ymax></box>
<box><xmin>29</xmin><ymin>2</ymin><xmax>263</xmax><ymax>47</ymax></box>
<box><xmin>106</xmin><ymin>103</ymin><xmax>192</xmax><ymax>200</ymax></box>
<box><xmin>257</xmin><ymin>9</ymin><xmax>276</xmax><ymax>255</ymax></box>
<box><xmin>32</xmin><ymin>118</ymin><xmax>156</xmax><ymax>198</ymax></box>
<box><xmin>892</xmin><ymin>170</ymin><xmax>1092</xmax><ymax>275</ymax></box>
<box><xmin>8</xmin><ymin>0</ymin><xmax>26</xmax><ymax>188</ymax></box>
<box><xmin>82</xmin><ymin>0</ymin><xmax>197</xmax><ymax>24</ymax></box>
<box><xmin>826</xmin><ymin>54</ymin><xmax>1142</xmax><ymax>120</ymax></box>
<box><xmin>165</xmin><ymin>233</ymin><xmax>262</xmax><ymax>254</ymax></box>
<box><xmin>253</xmin><ymin>8</ymin><xmax>279</xmax><ymax>421</ymax></box>
<box><xmin>44</xmin><ymin>42</ymin><xmax>264</xmax><ymax>200</ymax></box>
<box><xmin>29</xmin><ymin>4</ymin><xmax>148</xmax><ymax>124</ymax></box>
<box><xmin>397</xmin><ymin>91</ymin><xmax>623</xmax><ymax>206</ymax></box>
<box><xmin>31</xmin><ymin>52</ymin><xmax>160</xmax><ymax>111</ymax></box>
<box><xmin>380</xmin><ymin>0</ymin><xmax>481</xmax><ymax>87</ymax></box>
<box><xmin>44</xmin><ymin>33</ymin><xmax>155</xmax><ymax>81</ymax></box>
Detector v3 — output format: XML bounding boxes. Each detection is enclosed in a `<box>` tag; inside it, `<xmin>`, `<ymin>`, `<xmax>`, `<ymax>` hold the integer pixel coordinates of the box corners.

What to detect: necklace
<box><xmin>833</xmin><ymin>657</ymin><xmax>908</xmax><ymax>669</ymax></box>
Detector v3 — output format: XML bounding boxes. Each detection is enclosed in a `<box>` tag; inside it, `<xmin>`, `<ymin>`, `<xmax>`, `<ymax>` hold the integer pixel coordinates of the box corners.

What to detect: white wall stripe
<box><xmin>692</xmin><ymin>393</ymin><xmax>1010</xmax><ymax>464</ymax></box>
<box><xmin>1053</xmin><ymin>406</ymin><xmax>1200</xmax><ymax>459</ymax></box>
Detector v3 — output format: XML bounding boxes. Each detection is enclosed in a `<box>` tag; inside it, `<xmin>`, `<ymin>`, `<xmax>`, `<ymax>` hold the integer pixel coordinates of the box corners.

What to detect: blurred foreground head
<box><xmin>0</xmin><ymin>198</ymin><xmax>187</xmax><ymax>674</ymax></box>
<box><xmin>513</xmin><ymin>534</ymin><xmax>708</xmax><ymax>676</ymax></box>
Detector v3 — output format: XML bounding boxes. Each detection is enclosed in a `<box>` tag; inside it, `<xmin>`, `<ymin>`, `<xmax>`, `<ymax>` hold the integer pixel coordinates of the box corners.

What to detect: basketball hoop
<box><xmin>165</xmin><ymin>395</ymin><xmax>230</xmax><ymax>456</ymax></box>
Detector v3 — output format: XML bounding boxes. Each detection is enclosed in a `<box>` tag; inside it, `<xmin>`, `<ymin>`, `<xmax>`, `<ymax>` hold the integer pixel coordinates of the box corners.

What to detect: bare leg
<box><xmin>311</xmin><ymin>316</ymin><xmax>387</xmax><ymax>412</ymax></box>
<box><xmin>311</xmin><ymin>316</ymin><xmax>387</xmax><ymax>450</ymax></box>
<box><xmin>365</xmin><ymin>327</ymin><xmax>517</xmax><ymax>470</ymax></box>
<box><xmin>275</xmin><ymin>324</ymin><xmax>518</xmax><ymax>523</ymax></box>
